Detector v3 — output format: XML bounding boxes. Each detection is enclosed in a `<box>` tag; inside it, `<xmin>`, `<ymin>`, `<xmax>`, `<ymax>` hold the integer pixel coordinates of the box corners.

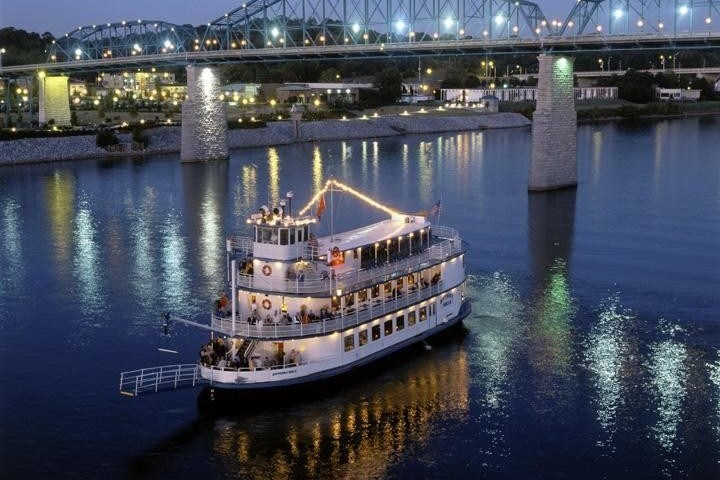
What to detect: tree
<box><xmin>374</xmin><ymin>67</ymin><xmax>403</xmax><ymax>104</ymax></box>
<box><xmin>319</xmin><ymin>67</ymin><xmax>341</xmax><ymax>83</ymax></box>
<box><xmin>464</xmin><ymin>75</ymin><xmax>482</xmax><ymax>88</ymax></box>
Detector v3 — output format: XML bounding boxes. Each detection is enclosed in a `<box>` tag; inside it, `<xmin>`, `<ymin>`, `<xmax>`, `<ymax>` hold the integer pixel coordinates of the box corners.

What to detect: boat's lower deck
<box><xmin>200</xmin><ymin>297</ymin><xmax>470</xmax><ymax>390</ymax></box>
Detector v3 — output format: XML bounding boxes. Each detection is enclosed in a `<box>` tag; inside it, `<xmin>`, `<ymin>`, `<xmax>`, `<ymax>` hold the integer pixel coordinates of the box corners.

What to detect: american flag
<box><xmin>429</xmin><ymin>200</ymin><xmax>441</xmax><ymax>216</ymax></box>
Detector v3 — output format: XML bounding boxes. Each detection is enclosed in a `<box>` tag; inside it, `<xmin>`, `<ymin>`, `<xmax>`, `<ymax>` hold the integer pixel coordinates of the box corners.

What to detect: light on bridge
<box><xmin>494</xmin><ymin>14</ymin><xmax>505</xmax><ymax>26</ymax></box>
<box><xmin>271</xmin><ymin>27</ymin><xmax>280</xmax><ymax>38</ymax></box>
<box><xmin>395</xmin><ymin>20</ymin><xmax>406</xmax><ymax>32</ymax></box>
<box><xmin>444</xmin><ymin>17</ymin><xmax>454</xmax><ymax>29</ymax></box>
<box><xmin>613</xmin><ymin>9</ymin><xmax>624</xmax><ymax>20</ymax></box>
<box><xmin>678</xmin><ymin>5</ymin><xmax>689</xmax><ymax>16</ymax></box>
<box><xmin>352</xmin><ymin>23</ymin><xmax>360</xmax><ymax>33</ymax></box>
<box><xmin>637</xmin><ymin>19</ymin><xmax>644</xmax><ymax>27</ymax></box>
<box><xmin>706</xmin><ymin>17</ymin><xmax>713</xmax><ymax>25</ymax></box>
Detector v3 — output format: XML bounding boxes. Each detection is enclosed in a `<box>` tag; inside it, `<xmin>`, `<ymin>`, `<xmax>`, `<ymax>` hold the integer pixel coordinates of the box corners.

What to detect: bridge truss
<box><xmin>35</xmin><ymin>0</ymin><xmax>720</xmax><ymax>67</ymax></box>
<box><xmin>560</xmin><ymin>0</ymin><xmax>720</xmax><ymax>35</ymax></box>
<box><xmin>198</xmin><ymin>0</ymin><xmax>553</xmax><ymax>50</ymax></box>
<box><xmin>49</xmin><ymin>20</ymin><xmax>195</xmax><ymax>62</ymax></box>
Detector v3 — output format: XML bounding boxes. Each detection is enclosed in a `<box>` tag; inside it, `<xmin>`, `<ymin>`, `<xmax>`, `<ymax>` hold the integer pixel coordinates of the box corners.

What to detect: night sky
<box><xmin>1</xmin><ymin>0</ymin><xmax>569</xmax><ymax>36</ymax></box>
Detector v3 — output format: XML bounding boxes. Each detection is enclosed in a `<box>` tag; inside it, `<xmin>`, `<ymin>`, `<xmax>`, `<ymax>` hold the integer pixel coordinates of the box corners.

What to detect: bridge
<box><xmin>0</xmin><ymin>0</ymin><xmax>718</xmax><ymax>75</ymax></box>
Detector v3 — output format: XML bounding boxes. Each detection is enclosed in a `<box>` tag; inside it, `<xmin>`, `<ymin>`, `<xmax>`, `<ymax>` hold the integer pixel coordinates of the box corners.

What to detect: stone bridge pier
<box><xmin>38</xmin><ymin>74</ymin><xmax>71</xmax><ymax>127</ymax></box>
<box><xmin>181</xmin><ymin>65</ymin><xmax>228</xmax><ymax>162</ymax></box>
<box><xmin>529</xmin><ymin>54</ymin><xmax>577</xmax><ymax>191</ymax></box>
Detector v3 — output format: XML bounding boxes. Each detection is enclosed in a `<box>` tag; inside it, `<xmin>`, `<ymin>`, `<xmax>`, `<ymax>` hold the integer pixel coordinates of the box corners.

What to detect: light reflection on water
<box><xmin>73</xmin><ymin>196</ymin><xmax>105</xmax><ymax>319</ymax></box>
<box><xmin>0</xmin><ymin>198</ymin><xmax>23</xmax><ymax>298</ymax></box>
<box><xmin>44</xmin><ymin>171</ymin><xmax>75</xmax><ymax>283</ymax></box>
<box><xmin>646</xmin><ymin>324</ymin><xmax>689</xmax><ymax>453</ymax></box>
<box><xmin>464</xmin><ymin>272</ymin><xmax>525</xmax><ymax>464</ymax></box>
<box><xmin>709</xmin><ymin>354</ymin><xmax>720</xmax><ymax>438</ymax></box>
<box><xmin>160</xmin><ymin>213</ymin><xmax>192</xmax><ymax>314</ymax></box>
<box><xmin>584</xmin><ymin>295</ymin><xmax>634</xmax><ymax>448</ymax></box>
<box><xmin>128</xmin><ymin>187</ymin><xmax>158</xmax><ymax>316</ymax></box>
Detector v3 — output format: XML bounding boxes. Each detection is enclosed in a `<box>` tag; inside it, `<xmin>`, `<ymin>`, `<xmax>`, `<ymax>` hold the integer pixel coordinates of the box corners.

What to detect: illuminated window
<box><xmin>372</xmin><ymin>324</ymin><xmax>381</xmax><ymax>340</ymax></box>
<box><xmin>344</xmin><ymin>333</ymin><xmax>355</xmax><ymax>352</ymax></box>
<box><xmin>419</xmin><ymin>306</ymin><xmax>427</xmax><ymax>321</ymax></box>
<box><xmin>384</xmin><ymin>320</ymin><xmax>393</xmax><ymax>336</ymax></box>
<box><xmin>359</xmin><ymin>329</ymin><xmax>368</xmax><ymax>346</ymax></box>
<box><xmin>396</xmin><ymin>315</ymin><xmax>405</xmax><ymax>331</ymax></box>
<box><xmin>408</xmin><ymin>311</ymin><xmax>416</xmax><ymax>326</ymax></box>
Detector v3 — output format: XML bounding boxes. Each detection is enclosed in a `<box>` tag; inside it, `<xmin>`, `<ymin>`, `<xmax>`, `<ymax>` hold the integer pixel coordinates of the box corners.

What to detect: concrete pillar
<box><xmin>529</xmin><ymin>54</ymin><xmax>577</xmax><ymax>191</ymax></box>
<box><xmin>181</xmin><ymin>65</ymin><xmax>228</xmax><ymax>162</ymax></box>
<box><xmin>38</xmin><ymin>75</ymin><xmax>71</xmax><ymax>126</ymax></box>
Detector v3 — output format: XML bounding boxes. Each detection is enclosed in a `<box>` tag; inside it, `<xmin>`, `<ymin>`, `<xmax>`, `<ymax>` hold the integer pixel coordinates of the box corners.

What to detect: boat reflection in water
<box><xmin>207</xmin><ymin>342</ymin><xmax>470</xmax><ymax>479</ymax></box>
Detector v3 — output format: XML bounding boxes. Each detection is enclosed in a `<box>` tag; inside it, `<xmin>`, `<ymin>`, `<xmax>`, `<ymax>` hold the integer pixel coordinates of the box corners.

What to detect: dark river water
<box><xmin>1</xmin><ymin>116</ymin><xmax>719</xmax><ymax>479</ymax></box>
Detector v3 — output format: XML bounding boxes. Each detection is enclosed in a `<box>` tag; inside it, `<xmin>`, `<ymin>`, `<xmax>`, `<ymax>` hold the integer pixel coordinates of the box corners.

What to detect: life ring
<box><xmin>262</xmin><ymin>264</ymin><xmax>272</xmax><ymax>276</ymax></box>
<box><xmin>262</xmin><ymin>299</ymin><xmax>272</xmax><ymax>310</ymax></box>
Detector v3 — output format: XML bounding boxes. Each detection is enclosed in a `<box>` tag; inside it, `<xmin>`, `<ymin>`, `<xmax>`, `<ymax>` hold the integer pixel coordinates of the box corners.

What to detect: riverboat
<box><xmin>119</xmin><ymin>179</ymin><xmax>470</xmax><ymax>399</ymax></box>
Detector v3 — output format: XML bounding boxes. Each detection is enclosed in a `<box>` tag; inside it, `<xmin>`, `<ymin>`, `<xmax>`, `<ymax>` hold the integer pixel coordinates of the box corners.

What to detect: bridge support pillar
<box><xmin>181</xmin><ymin>65</ymin><xmax>228</xmax><ymax>163</ymax></box>
<box><xmin>529</xmin><ymin>54</ymin><xmax>577</xmax><ymax>191</ymax></box>
<box><xmin>38</xmin><ymin>74</ymin><xmax>71</xmax><ymax>127</ymax></box>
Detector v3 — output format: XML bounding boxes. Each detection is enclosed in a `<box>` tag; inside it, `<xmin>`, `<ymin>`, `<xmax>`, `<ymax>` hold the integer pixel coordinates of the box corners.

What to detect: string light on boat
<box><xmin>299</xmin><ymin>179</ymin><xmax>399</xmax><ymax>217</ymax></box>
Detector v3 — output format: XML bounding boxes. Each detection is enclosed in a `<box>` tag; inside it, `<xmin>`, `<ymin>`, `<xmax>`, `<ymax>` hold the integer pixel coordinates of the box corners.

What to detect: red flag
<box><xmin>316</xmin><ymin>194</ymin><xmax>326</xmax><ymax>219</ymax></box>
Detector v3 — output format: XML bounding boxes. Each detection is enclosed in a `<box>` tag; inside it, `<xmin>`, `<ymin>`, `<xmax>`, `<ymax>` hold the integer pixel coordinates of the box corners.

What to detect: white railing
<box><xmin>119</xmin><ymin>364</ymin><xmax>203</xmax><ymax>396</ymax></box>
<box><xmin>210</xmin><ymin>279</ymin><xmax>451</xmax><ymax>339</ymax></box>
<box><xmin>233</xmin><ymin>225</ymin><xmax>462</xmax><ymax>295</ymax></box>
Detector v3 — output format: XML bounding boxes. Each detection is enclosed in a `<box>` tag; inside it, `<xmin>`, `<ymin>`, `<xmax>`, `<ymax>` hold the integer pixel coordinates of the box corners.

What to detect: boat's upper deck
<box><xmin>229</xmin><ymin>225</ymin><xmax>463</xmax><ymax>296</ymax></box>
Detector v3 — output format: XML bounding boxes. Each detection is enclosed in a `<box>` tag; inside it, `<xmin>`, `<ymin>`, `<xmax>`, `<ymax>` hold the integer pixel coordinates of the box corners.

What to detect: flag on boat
<box><xmin>317</xmin><ymin>194</ymin><xmax>326</xmax><ymax>219</ymax></box>
<box><xmin>430</xmin><ymin>200</ymin><xmax>442</xmax><ymax>216</ymax></box>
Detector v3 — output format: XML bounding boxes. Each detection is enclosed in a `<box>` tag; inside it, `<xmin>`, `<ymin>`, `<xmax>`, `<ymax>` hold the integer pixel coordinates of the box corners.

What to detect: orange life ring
<box><xmin>262</xmin><ymin>264</ymin><xmax>272</xmax><ymax>276</ymax></box>
<box><xmin>262</xmin><ymin>299</ymin><xmax>272</xmax><ymax>310</ymax></box>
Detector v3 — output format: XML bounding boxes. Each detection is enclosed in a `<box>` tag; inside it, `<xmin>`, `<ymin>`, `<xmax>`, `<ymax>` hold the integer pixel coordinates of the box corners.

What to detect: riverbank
<box><xmin>0</xmin><ymin>112</ymin><xmax>530</xmax><ymax>165</ymax></box>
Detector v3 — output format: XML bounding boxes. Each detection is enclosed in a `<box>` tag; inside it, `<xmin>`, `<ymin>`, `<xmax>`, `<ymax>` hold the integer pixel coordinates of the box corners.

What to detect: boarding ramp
<box><xmin>119</xmin><ymin>364</ymin><xmax>206</xmax><ymax>397</ymax></box>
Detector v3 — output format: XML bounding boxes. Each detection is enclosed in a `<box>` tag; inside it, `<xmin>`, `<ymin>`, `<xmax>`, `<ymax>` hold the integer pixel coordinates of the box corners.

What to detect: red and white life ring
<box><xmin>262</xmin><ymin>299</ymin><xmax>272</xmax><ymax>310</ymax></box>
<box><xmin>262</xmin><ymin>264</ymin><xmax>272</xmax><ymax>276</ymax></box>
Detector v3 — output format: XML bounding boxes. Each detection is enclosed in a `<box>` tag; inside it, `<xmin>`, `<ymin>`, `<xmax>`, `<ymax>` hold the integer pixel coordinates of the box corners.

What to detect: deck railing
<box><xmin>119</xmin><ymin>364</ymin><xmax>203</xmax><ymax>396</ymax></box>
<box><xmin>230</xmin><ymin>225</ymin><xmax>462</xmax><ymax>295</ymax></box>
<box><xmin>210</xmin><ymin>279</ymin><xmax>453</xmax><ymax>339</ymax></box>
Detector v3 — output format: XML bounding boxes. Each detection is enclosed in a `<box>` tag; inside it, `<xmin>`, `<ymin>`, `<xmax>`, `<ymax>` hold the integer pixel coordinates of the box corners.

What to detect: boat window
<box><xmin>419</xmin><ymin>306</ymin><xmax>427</xmax><ymax>321</ymax></box>
<box><xmin>359</xmin><ymin>329</ymin><xmax>368</xmax><ymax>346</ymax></box>
<box><xmin>280</xmin><ymin>229</ymin><xmax>289</xmax><ymax>245</ymax></box>
<box><xmin>259</xmin><ymin>227</ymin><xmax>275</xmax><ymax>244</ymax></box>
<box><xmin>384</xmin><ymin>282</ymin><xmax>392</xmax><ymax>295</ymax></box>
<box><xmin>344</xmin><ymin>333</ymin><xmax>355</xmax><ymax>352</ymax></box>
<box><xmin>358</xmin><ymin>289</ymin><xmax>368</xmax><ymax>303</ymax></box>
<box><xmin>303</xmin><ymin>226</ymin><xmax>309</xmax><ymax>241</ymax></box>
<box><xmin>297</xmin><ymin>228</ymin><xmax>304</xmax><ymax>243</ymax></box>
<box><xmin>372</xmin><ymin>324</ymin><xmax>381</xmax><ymax>340</ymax></box>
<box><xmin>371</xmin><ymin>285</ymin><xmax>380</xmax><ymax>298</ymax></box>
<box><xmin>396</xmin><ymin>315</ymin><xmax>405</xmax><ymax>331</ymax></box>
<box><xmin>430</xmin><ymin>303</ymin><xmax>436</xmax><ymax>316</ymax></box>
<box><xmin>396</xmin><ymin>277</ymin><xmax>404</xmax><ymax>289</ymax></box>
<box><xmin>384</xmin><ymin>319</ymin><xmax>393</xmax><ymax>336</ymax></box>
<box><xmin>344</xmin><ymin>292</ymin><xmax>354</xmax><ymax>308</ymax></box>
<box><xmin>408</xmin><ymin>311</ymin><xmax>416</xmax><ymax>326</ymax></box>
<box><xmin>289</xmin><ymin>228</ymin><xmax>295</xmax><ymax>244</ymax></box>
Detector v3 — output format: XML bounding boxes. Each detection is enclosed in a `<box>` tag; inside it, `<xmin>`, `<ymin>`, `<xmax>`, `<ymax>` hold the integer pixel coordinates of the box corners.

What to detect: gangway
<box><xmin>119</xmin><ymin>364</ymin><xmax>206</xmax><ymax>397</ymax></box>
